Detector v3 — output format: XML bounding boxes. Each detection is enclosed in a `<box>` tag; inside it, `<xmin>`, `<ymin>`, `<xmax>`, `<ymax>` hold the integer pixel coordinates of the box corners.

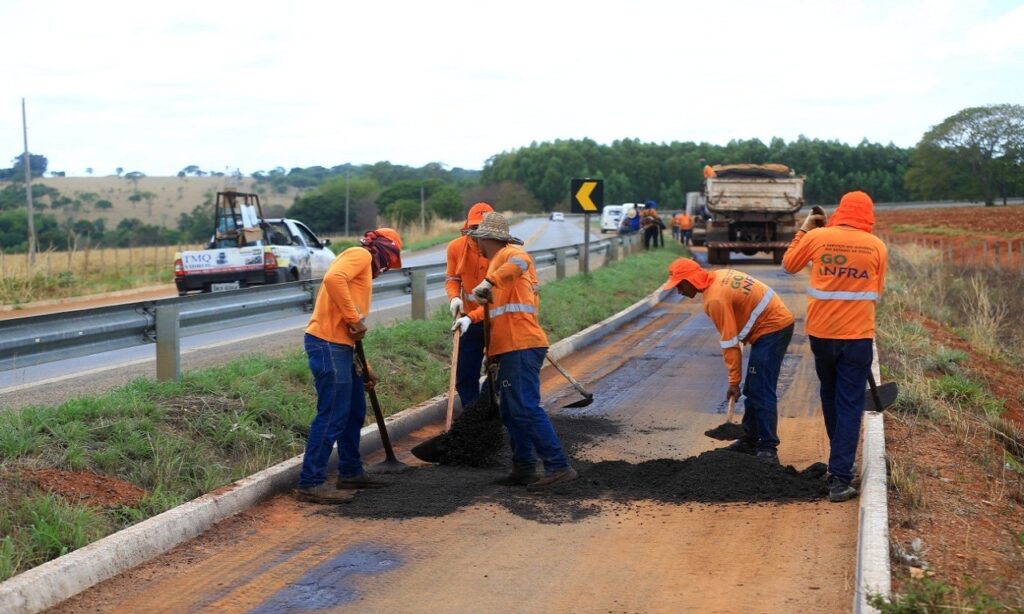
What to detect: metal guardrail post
<box><xmin>555</xmin><ymin>249</ymin><xmax>566</xmax><ymax>280</ymax></box>
<box><xmin>156</xmin><ymin>305</ymin><xmax>181</xmax><ymax>382</ymax></box>
<box><xmin>411</xmin><ymin>270</ymin><xmax>427</xmax><ymax>320</ymax></box>
<box><xmin>606</xmin><ymin>239</ymin><xmax>618</xmax><ymax>264</ymax></box>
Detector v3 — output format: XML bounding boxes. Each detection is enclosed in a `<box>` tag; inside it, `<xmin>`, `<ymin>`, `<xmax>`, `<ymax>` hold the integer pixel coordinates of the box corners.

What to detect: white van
<box><xmin>600</xmin><ymin>205</ymin><xmax>624</xmax><ymax>233</ymax></box>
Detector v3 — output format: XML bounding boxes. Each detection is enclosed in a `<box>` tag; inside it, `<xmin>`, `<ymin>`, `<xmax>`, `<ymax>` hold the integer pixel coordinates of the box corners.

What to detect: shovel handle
<box><xmin>867</xmin><ymin>371</ymin><xmax>884</xmax><ymax>414</ymax></box>
<box><xmin>445</xmin><ymin>328</ymin><xmax>460</xmax><ymax>430</ymax></box>
<box><xmin>545</xmin><ymin>354</ymin><xmax>592</xmax><ymax>398</ymax></box>
<box><xmin>355</xmin><ymin>341</ymin><xmax>399</xmax><ymax>463</ymax></box>
<box><xmin>726</xmin><ymin>397</ymin><xmax>736</xmax><ymax>424</ymax></box>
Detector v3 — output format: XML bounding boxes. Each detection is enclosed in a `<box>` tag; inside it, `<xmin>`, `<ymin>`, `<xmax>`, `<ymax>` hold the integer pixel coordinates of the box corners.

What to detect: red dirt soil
<box><xmin>23</xmin><ymin>469</ymin><xmax>146</xmax><ymax>508</ymax></box>
<box><xmin>875</xmin><ymin>206</ymin><xmax>1024</xmax><ymax>269</ymax></box>
<box><xmin>876</xmin><ymin>206</ymin><xmax>1024</xmax><ymax>237</ymax></box>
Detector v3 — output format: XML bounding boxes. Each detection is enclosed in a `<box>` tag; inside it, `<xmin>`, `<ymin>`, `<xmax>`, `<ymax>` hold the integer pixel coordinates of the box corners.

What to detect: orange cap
<box><xmin>374</xmin><ymin>227</ymin><xmax>402</xmax><ymax>250</ymax></box>
<box><xmin>465</xmin><ymin>202</ymin><xmax>494</xmax><ymax>228</ymax></box>
<box><xmin>828</xmin><ymin>191</ymin><xmax>875</xmax><ymax>232</ymax></box>
<box><xmin>661</xmin><ymin>257</ymin><xmax>712</xmax><ymax>291</ymax></box>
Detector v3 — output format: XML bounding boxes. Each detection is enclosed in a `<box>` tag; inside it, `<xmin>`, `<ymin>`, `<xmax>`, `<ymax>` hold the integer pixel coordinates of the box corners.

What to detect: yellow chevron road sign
<box><xmin>570</xmin><ymin>179</ymin><xmax>603</xmax><ymax>214</ymax></box>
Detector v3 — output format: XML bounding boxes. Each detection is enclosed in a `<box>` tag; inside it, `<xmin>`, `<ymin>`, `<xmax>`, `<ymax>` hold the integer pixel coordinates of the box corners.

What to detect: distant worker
<box><xmin>640</xmin><ymin>203</ymin><xmax>663</xmax><ymax>250</ymax></box>
<box><xmin>663</xmin><ymin>258</ymin><xmax>795</xmax><ymax>464</ymax></box>
<box><xmin>704</xmin><ymin>164</ymin><xmax>717</xmax><ymax>179</ymax></box>
<box><xmin>646</xmin><ymin>200</ymin><xmax>666</xmax><ymax>247</ymax></box>
<box><xmin>297</xmin><ymin>228</ymin><xmax>404</xmax><ymax>503</ymax></box>
<box><xmin>452</xmin><ymin>212</ymin><xmax>578</xmax><ymax>490</ymax></box>
<box><xmin>677</xmin><ymin>211</ymin><xmax>694</xmax><ymax>246</ymax></box>
<box><xmin>446</xmin><ymin>202</ymin><xmax>495</xmax><ymax>409</ymax></box>
<box><xmin>629</xmin><ymin>204</ymin><xmax>642</xmax><ymax>234</ymax></box>
<box><xmin>670</xmin><ymin>211</ymin><xmax>682</xmax><ymax>242</ymax></box>
<box><xmin>782</xmin><ymin>191</ymin><xmax>887</xmax><ymax>503</ymax></box>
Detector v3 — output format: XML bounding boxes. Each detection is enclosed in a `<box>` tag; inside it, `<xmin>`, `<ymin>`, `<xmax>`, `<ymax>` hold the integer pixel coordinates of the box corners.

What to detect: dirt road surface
<box><xmin>51</xmin><ymin>257</ymin><xmax>856</xmax><ymax>613</ymax></box>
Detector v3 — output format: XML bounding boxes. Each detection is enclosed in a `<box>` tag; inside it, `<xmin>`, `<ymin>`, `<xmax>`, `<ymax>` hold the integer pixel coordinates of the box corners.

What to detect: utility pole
<box><xmin>22</xmin><ymin>98</ymin><xmax>37</xmax><ymax>266</ymax></box>
<box><xmin>345</xmin><ymin>169</ymin><xmax>350</xmax><ymax>236</ymax></box>
<box><xmin>420</xmin><ymin>183</ymin><xmax>426</xmax><ymax>232</ymax></box>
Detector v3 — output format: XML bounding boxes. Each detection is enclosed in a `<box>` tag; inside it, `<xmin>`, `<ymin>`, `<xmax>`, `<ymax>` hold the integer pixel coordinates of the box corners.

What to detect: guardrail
<box><xmin>0</xmin><ymin>235</ymin><xmax>642</xmax><ymax>377</ymax></box>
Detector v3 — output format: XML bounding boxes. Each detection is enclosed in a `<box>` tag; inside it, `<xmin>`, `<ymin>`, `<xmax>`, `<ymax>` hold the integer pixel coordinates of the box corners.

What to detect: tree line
<box><xmin>0</xmin><ymin>104</ymin><xmax>1019</xmax><ymax>252</ymax></box>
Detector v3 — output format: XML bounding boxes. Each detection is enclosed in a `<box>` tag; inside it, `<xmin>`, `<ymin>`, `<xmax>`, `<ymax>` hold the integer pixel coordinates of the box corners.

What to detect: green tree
<box><xmin>906</xmin><ymin>104</ymin><xmax>1024</xmax><ymax>206</ymax></box>
<box><xmin>288</xmin><ymin>176</ymin><xmax>381</xmax><ymax>234</ymax></box>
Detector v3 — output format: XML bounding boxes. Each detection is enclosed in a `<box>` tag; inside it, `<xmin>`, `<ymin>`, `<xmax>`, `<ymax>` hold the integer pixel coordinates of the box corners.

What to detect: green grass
<box><xmin>0</xmin><ymin>242</ymin><xmax>682</xmax><ymax>580</ymax></box>
<box><xmin>869</xmin><ymin>577</ymin><xmax>1010</xmax><ymax>613</ymax></box>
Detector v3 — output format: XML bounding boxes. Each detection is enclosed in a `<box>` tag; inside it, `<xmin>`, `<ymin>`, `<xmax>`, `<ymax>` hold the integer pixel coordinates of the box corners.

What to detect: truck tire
<box><xmin>706</xmin><ymin>248</ymin><xmax>717</xmax><ymax>265</ymax></box>
<box><xmin>773</xmin><ymin>248</ymin><xmax>785</xmax><ymax>265</ymax></box>
<box><xmin>719</xmin><ymin>249</ymin><xmax>730</xmax><ymax>265</ymax></box>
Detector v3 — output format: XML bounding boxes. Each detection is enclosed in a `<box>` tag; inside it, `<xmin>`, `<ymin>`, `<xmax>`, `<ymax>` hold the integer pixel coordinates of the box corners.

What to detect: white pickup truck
<box><xmin>173</xmin><ymin>191</ymin><xmax>335</xmax><ymax>295</ymax></box>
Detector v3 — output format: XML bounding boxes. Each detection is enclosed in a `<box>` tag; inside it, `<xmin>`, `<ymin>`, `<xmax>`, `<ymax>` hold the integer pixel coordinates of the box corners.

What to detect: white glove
<box><xmin>449</xmin><ymin>297</ymin><xmax>464</xmax><ymax>318</ymax></box>
<box><xmin>472</xmin><ymin>280</ymin><xmax>493</xmax><ymax>304</ymax></box>
<box><xmin>451</xmin><ymin>315</ymin><xmax>471</xmax><ymax>334</ymax></box>
<box><xmin>800</xmin><ymin>208</ymin><xmax>827</xmax><ymax>232</ymax></box>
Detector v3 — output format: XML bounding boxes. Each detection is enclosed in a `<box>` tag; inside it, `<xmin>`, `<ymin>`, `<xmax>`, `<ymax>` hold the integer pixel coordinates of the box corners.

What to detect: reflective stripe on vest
<box><xmin>720</xmin><ymin>288</ymin><xmax>775</xmax><ymax>349</ymax></box>
<box><xmin>490</xmin><ymin>303</ymin><xmax>537</xmax><ymax>317</ymax></box>
<box><xmin>509</xmin><ymin>256</ymin><xmax>529</xmax><ymax>272</ymax></box>
<box><xmin>807</xmin><ymin>288</ymin><xmax>879</xmax><ymax>301</ymax></box>
<box><xmin>446</xmin><ymin>275</ymin><xmax>461</xmax><ymax>282</ymax></box>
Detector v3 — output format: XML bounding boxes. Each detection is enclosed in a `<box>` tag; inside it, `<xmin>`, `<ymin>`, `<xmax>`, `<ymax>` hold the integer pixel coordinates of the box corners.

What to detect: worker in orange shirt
<box><xmin>703</xmin><ymin>164</ymin><xmax>717</xmax><ymax>179</ymax></box>
<box><xmin>297</xmin><ymin>228</ymin><xmax>403</xmax><ymax>504</ymax></box>
<box><xmin>783</xmin><ymin>191</ymin><xmax>887</xmax><ymax>503</ymax></box>
<box><xmin>662</xmin><ymin>258</ymin><xmax>795</xmax><ymax>463</ymax></box>
<box><xmin>670</xmin><ymin>212</ymin><xmax>682</xmax><ymax>242</ymax></box>
<box><xmin>677</xmin><ymin>211</ymin><xmax>694</xmax><ymax>246</ymax></box>
<box><xmin>451</xmin><ymin>212</ymin><xmax>577</xmax><ymax>490</ymax></box>
<box><xmin>445</xmin><ymin>202</ymin><xmax>494</xmax><ymax>408</ymax></box>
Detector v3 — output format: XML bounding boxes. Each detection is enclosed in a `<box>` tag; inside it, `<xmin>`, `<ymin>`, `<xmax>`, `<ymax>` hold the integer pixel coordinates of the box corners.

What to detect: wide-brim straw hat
<box><xmin>467</xmin><ymin>212</ymin><xmax>524</xmax><ymax>245</ymax></box>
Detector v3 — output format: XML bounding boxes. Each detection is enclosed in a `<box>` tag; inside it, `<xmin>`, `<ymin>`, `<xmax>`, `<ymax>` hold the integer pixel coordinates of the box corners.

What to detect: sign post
<box><xmin>570</xmin><ymin>178</ymin><xmax>603</xmax><ymax>275</ymax></box>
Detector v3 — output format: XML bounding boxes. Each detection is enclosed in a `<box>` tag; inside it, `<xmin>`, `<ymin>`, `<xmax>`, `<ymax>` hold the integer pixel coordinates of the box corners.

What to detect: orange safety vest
<box><xmin>467</xmin><ymin>245</ymin><xmax>548</xmax><ymax>356</ymax></box>
<box><xmin>678</xmin><ymin>214</ymin><xmax>693</xmax><ymax>230</ymax></box>
<box><xmin>306</xmin><ymin>247</ymin><xmax>373</xmax><ymax>347</ymax></box>
<box><xmin>782</xmin><ymin>226</ymin><xmax>887</xmax><ymax>339</ymax></box>
<box><xmin>702</xmin><ymin>269</ymin><xmax>795</xmax><ymax>384</ymax></box>
<box><xmin>445</xmin><ymin>234</ymin><xmax>489</xmax><ymax>313</ymax></box>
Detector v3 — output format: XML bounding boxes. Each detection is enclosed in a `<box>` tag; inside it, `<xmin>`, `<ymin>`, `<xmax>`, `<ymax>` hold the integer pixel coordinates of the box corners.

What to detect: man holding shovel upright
<box><xmin>445</xmin><ymin>202</ymin><xmax>494</xmax><ymax>408</ymax></box>
<box><xmin>663</xmin><ymin>258</ymin><xmax>795</xmax><ymax>464</ymax></box>
<box><xmin>451</xmin><ymin>212</ymin><xmax>578</xmax><ymax>490</ymax></box>
<box><xmin>783</xmin><ymin>191</ymin><xmax>887</xmax><ymax>503</ymax></box>
<box><xmin>296</xmin><ymin>228</ymin><xmax>403</xmax><ymax>504</ymax></box>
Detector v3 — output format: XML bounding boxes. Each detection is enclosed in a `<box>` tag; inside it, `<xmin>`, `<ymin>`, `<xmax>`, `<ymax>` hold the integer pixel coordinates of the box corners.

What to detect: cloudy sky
<box><xmin>3</xmin><ymin>0</ymin><xmax>1022</xmax><ymax>177</ymax></box>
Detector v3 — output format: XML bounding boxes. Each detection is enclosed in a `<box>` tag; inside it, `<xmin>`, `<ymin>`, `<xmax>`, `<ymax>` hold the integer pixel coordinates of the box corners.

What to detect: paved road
<box><xmin>0</xmin><ymin>217</ymin><xmax>600</xmax><ymax>400</ymax></box>
<box><xmin>53</xmin><ymin>253</ymin><xmax>856</xmax><ymax>613</ymax></box>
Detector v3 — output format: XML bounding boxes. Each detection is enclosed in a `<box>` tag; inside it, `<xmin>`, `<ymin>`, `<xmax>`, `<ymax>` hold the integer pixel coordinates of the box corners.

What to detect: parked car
<box><xmin>549</xmin><ymin>211</ymin><xmax>565</xmax><ymax>222</ymax></box>
<box><xmin>600</xmin><ymin>205</ymin><xmax>623</xmax><ymax>233</ymax></box>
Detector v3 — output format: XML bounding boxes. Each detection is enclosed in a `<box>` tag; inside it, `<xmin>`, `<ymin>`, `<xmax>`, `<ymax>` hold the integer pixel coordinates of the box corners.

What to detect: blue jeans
<box><xmin>809</xmin><ymin>336</ymin><xmax>873</xmax><ymax>484</ymax></box>
<box><xmin>496</xmin><ymin>348</ymin><xmax>571</xmax><ymax>473</ymax></box>
<box><xmin>299</xmin><ymin>334</ymin><xmax>367</xmax><ymax>487</ymax></box>
<box><xmin>455</xmin><ymin>321</ymin><xmax>486</xmax><ymax>408</ymax></box>
<box><xmin>742</xmin><ymin>324</ymin><xmax>794</xmax><ymax>452</ymax></box>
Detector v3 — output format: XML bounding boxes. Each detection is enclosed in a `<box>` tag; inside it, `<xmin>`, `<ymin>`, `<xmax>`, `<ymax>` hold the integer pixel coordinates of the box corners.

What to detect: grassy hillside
<box><xmin>2</xmin><ymin>176</ymin><xmax>303</xmax><ymax>230</ymax></box>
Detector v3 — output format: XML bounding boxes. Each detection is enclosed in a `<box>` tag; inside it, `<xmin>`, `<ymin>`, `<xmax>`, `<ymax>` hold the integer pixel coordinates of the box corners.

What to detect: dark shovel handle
<box><xmin>867</xmin><ymin>371</ymin><xmax>884</xmax><ymax>414</ymax></box>
<box><xmin>355</xmin><ymin>340</ymin><xmax>399</xmax><ymax>463</ymax></box>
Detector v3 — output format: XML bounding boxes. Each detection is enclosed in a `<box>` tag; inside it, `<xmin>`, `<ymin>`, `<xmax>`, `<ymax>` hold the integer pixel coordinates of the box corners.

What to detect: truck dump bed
<box><xmin>705</xmin><ymin>176</ymin><xmax>805</xmax><ymax>214</ymax></box>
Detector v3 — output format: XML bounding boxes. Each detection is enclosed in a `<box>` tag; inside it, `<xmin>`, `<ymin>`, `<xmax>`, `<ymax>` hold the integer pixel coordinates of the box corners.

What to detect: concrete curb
<box><xmin>854</xmin><ymin>411</ymin><xmax>891</xmax><ymax>614</ymax></box>
<box><xmin>0</xmin><ymin>287</ymin><xmax>670</xmax><ymax>614</ymax></box>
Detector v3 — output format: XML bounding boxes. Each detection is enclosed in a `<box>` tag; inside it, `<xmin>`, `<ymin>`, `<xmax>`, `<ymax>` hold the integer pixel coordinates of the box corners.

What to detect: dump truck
<box><xmin>702</xmin><ymin>164</ymin><xmax>804</xmax><ymax>265</ymax></box>
<box><xmin>174</xmin><ymin>190</ymin><xmax>335</xmax><ymax>295</ymax></box>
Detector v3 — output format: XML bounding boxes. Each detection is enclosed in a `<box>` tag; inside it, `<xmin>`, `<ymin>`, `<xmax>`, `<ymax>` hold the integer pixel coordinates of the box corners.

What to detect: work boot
<box><xmin>828</xmin><ymin>476</ymin><xmax>859</xmax><ymax>503</ymax></box>
<box><xmin>295</xmin><ymin>483</ymin><xmax>354</xmax><ymax>504</ymax></box>
<box><xmin>526</xmin><ymin>467</ymin><xmax>578</xmax><ymax>492</ymax></box>
<box><xmin>336</xmin><ymin>473</ymin><xmax>388</xmax><ymax>490</ymax></box>
<box><xmin>756</xmin><ymin>449</ymin><xmax>780</xmax><ymax>465</ymax></box>
<box><xmin>725</xmin><ymin>438</ymin><xmax>757</xmax><ymax>455</ymax></box>
<box><xmin>501</xmin><ymin>463</ymin><xmax>540</xmax><ymax>486</ymax></box>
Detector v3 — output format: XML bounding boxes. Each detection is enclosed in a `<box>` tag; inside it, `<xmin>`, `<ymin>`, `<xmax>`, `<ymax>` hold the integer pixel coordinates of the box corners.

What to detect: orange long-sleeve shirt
<box><xmin>306</xmin><ymin>247</ymin><xmax>373</xmax><ymax>347</ymax></box>
<box><xmin>677</xmin><ymin>214</ymin><xmax>693</xmax><ymax>230</ymax></box>
<box><xmin>701</xmin><ymin>269</ymin><xmax>795</xmax><ymax>384</ymax></box>
<box><xmin>467</xmin><ymin>245</ymin><xmax>548</xmax><ymax>356</ymax></box>
<box><xmin>445</xmin><ymin>235</ymin><xmax>489</xmax><ymax>314</ymax></box>
<box><xmin>782</xmin><ymin>226</ymin><xmax>887</xmax><ymax>339</ymax></box>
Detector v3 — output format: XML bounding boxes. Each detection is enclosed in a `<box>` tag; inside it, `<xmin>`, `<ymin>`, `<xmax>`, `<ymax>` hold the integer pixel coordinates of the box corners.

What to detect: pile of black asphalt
<box><xmin>325</xmin><ymin>414</ymin><xmax>829</xmax><ymax>524</ymax></box>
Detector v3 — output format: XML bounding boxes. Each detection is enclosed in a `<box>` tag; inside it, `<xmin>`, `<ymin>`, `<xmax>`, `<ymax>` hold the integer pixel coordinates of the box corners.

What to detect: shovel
<box><xmin>545</xmin><ymin>355</ymin><xmax>594</xmax><ymax>409</ymax></box>
<box><xmin>410</xmin><ymin>305</ymin><xmax>500</xmax><ymax>463</ymax></box>
<box><xmin>704</xmin><ymin>397</ymin><xmax>747</xmax><ymax>441</ymax></box>
<box><xmin>445</xmin><ymin>328</ymin><xmax>461</xmax><ymax>431</ymax></box>
<box><xmin>865</xmin><ymin>372</ymin><xmax>898</xmax><ymax>412</ymax></box>
<box><xmin>355</xmin><ymin>341</ymin><xmax>411</xmax><ymax>474</ymax></box>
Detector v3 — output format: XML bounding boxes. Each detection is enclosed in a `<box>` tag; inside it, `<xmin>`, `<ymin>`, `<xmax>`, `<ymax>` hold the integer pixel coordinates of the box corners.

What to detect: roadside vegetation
<box><xmin>869</xmin><ymin>243</ymin><xmax>1024</xmax><ymax>612</ymax></box>
<box><xmin>0</xmin><ymin>243</ymin><xmax>682</xmax><ymax>581</ymax></box>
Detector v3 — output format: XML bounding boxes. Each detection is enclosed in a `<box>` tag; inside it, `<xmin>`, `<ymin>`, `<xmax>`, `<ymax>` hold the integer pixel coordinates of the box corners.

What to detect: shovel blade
<box><xmin>410</xmin><ymin>436</ymin><xmax>445</xmax><ymax>463</ymax></box>
<box><xmin>562</xmin><ymin>395</ymin><xmax>594</xmax><ymax>409</ymax></box>
<box><xmin>865</xmin><ymin>381</ymin><xmax>899</xmax><ymax>412</ymax></box>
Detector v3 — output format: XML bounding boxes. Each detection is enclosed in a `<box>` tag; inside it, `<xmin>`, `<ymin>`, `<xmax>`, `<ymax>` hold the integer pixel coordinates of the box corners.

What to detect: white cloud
<box><xmin>1</xmin><ymin>0</ymin><xmax>1022</xmax><ymax>175</ymax></box>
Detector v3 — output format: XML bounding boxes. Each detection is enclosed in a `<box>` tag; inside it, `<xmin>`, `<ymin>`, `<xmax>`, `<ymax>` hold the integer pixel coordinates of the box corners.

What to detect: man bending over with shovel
<box><xmin>296</xmin><ymin>228</ymin><xmax>403</xmax><ymax>504</ymax></box>
<box><xmin>663</xmin><ymin>258</ymin><xmax>795</xmax><ymax>464</ymax></box>
<box><xmin>452</xmin><ymin>212</ymin><xmax>578</xmax><ymax>490</ymax></box>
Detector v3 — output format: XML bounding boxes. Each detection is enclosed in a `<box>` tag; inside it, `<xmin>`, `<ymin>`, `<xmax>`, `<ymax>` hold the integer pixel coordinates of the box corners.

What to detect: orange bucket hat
<box><xmin>828</xmin><ymin>191</ymin><xmax>875</xmax><ymax>232</ymax></box>
<box><xmin>661</xmin><ymin>257</ymin><xmax>712</xmax><ymax>291</ymax></box>
<box><xmin>464</xmin><ymin>202</ymin><xmax>494</xmax><ymax>229</ymax></box>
